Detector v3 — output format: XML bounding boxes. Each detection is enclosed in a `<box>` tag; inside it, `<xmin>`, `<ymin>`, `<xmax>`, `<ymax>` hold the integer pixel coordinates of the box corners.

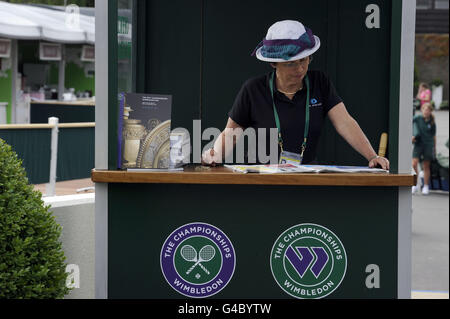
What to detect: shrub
<box><xmin>0</xmin><ymin>139</ymin><xmax>69</xmax><ymax>298</ymax></box>
<box><xmin>431</xmin><ymin>78</ymin><xmax>443</xmax><ymax>87</ymax></box>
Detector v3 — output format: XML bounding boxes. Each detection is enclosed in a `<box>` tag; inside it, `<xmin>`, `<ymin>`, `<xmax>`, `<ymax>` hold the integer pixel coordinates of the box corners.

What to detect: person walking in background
<box><xmin>416</xmin><ymin>82</ymin><xmax>432</xmax><ymax>107</ymax></box>
<box><xmin>412</xmin><ymin>103</ymin><xmax>437</xmax><ymax>195</ymax></box>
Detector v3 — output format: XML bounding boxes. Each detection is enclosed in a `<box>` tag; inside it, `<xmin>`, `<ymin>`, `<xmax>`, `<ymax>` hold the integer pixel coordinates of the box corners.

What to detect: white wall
<box><xmin>45</xmin><ymin>194</ymin><xmax>95</xmax><ymax>299</ymax></box>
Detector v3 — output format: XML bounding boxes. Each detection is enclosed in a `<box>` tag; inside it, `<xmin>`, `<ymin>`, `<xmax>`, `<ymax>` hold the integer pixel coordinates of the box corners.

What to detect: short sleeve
<box><xmin>412</xmin><ymin>115</ymin><xmax>420</xmax><ymax>137</ymax></box>
<box><xmin>228</xmin><ymin>82</ymin><xmax>251</xmax><ymax>128</ymax></box>
<box><xmin>319</xmin><ymin>72</ymin><xmax>342</xmax><ymax>113</ymax></box>
<box><xmin>431</xmin><ymin>122</ymin><xmax>436</xmax><ymax>137</ymax></box>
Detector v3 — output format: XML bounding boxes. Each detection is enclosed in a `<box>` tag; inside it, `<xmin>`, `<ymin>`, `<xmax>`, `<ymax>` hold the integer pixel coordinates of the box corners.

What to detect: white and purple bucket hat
<box><xmin>251</xmin><ymin>20</ymin><xmax>321</xmax><ymax>62</ymax></box>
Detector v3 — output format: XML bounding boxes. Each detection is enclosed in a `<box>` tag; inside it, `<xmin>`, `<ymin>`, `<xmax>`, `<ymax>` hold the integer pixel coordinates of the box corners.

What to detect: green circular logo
<box><xmin>270</xmin><ymin>223</ymin><xmax>347</xmax><ymax>299</ymax></box>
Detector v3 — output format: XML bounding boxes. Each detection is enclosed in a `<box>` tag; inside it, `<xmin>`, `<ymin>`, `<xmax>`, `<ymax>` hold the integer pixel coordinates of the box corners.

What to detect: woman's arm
<box><xmin>424</xmin><ymin>89</ymin><xmax>431</xmax><ymax>101</ymax></box>
<box><xmin>328</xmin><ymin>103</ymin><xmax>390</xmax><ymax>170</ymax></box>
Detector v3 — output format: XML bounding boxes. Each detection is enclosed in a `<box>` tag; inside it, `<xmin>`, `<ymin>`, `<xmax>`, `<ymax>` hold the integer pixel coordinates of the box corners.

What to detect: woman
<box><xmin>202</xmin><ymin>20</ymin><xmax>389</xmax><ymax>170</ymax></box>
<box><xmin>416</xmin><ymin>82</ymin><xmax>432</xmax><ymax>107</ymax></box>
<box><xmin>412</xmin><ymin>103</ymin><xmax>437</xmax><ymax>195</ymax></box>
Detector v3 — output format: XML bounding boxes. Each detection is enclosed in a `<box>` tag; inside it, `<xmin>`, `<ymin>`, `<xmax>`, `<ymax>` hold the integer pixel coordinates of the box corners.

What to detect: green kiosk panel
<box><xmin>94</xmin><ymin>0</ymin><xmax>417</xmax><ymax>300</ymax></box>
<box><xmin>92</xmin><ymin>169</ymin><xmax>415</xmax><ymax>299</ymax></box>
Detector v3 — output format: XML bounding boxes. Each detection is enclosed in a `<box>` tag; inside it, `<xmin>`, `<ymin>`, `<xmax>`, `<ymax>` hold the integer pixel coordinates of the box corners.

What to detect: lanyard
<box><xmin>269</xmin><ymin>71</ymin><xmax>310</xmax><ymax>162</ymax></box>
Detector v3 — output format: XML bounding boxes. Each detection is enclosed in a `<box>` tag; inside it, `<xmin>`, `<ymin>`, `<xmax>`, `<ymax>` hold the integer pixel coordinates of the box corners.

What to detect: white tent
<box><xmin>0</xmin><ymin>1</ymin><xmax>96</xmax><ymax>123</ymax></box>
<box><xmin>0</xmin><ymin>1</ymin><xmax>94</xmax><ymax>44</ymax></box>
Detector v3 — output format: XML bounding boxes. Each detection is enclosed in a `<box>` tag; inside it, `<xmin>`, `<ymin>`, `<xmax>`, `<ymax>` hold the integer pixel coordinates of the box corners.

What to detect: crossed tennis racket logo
<box><xmin>180</xmin><ymin>244</ymin><xmax>216</xmax><ymax>275</ymax></box>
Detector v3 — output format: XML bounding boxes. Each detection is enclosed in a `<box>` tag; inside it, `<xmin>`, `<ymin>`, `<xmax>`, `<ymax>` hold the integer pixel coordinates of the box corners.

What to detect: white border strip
<box><xmin>397</xmin><ymin>0</ymin><xmax>416</xmax><ymax>299</ymax></box>
<box><xmin>398</xmin><ymin>1</ymin><xmax>416</xmax><ymax>174</ymax></box>
<box><xmin>0</xmin><ymin>123</ymin><xmax>95</xmax><ymax>129</ymax></box>
<box><xmin>95</xmin><ymin>0</ymin><xmax>109</xmax><ymax>300</ymax></box>
<box><xmin>43</xmin><ymin>193</ymin><xmax>95</xmax><ymax>208</ymax></box>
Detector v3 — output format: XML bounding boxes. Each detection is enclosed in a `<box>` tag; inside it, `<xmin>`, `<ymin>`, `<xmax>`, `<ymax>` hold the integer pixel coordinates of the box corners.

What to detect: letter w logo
<box><xmin>285</xmin><ymin>246</ymin><xmax>329</xmax><ymax>278</ymax></box>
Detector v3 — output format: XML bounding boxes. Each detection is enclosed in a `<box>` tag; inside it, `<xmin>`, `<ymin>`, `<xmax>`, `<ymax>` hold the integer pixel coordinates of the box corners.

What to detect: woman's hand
<box><xmin>201</xmin><ymin>149</ymin><xmax>222</xmax><ymax>166</ymax></box>
<box><xmin>201</xmin><ymin>118</ymin><xmax>243</xmax><ymax>166</ymax></box>
<box><xmin>369</xmin><ymin>156</ymin><xmax>390</xmax><ymax>170</ymax></box>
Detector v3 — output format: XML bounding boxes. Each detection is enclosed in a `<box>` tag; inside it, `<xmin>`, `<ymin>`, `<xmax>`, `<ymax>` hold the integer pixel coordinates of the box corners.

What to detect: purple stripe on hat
<box><xmin>251</xmin><ymin>28</ymin><xmax>316</xmax><ymax>58</ymax></box>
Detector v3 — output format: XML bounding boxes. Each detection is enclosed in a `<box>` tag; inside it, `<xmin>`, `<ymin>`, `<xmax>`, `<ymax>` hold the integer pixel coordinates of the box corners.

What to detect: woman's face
<box><xmin>422</xmin><ymin>106</ymin><xmax>432</xmax><ymax>118</ymax></box>
<box><xmin>273</xmin><ymin>56</ymin><xmax>311</xmax><ymax>84</ymax></box>
<box><xmin>419</xmin><ymin>84</ymin><xmax>428</xmax><ymax>92</ymax></box>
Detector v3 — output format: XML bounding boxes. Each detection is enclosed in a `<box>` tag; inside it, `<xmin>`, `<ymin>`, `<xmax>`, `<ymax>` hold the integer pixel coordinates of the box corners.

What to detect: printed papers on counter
<box><xmin>224</xmin><ymin>164</ymin><xmax>389</xmax><ymax>174</ymax></box>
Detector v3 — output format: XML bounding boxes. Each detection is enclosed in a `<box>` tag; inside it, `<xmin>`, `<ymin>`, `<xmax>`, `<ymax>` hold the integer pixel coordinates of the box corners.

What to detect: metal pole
<box><xmin>46</xmin><ymin>117</ymin><xmax>59</xmax><ymax>197</ymax></box>
<box><xmin>11</xmin><ymin>39</ymin><xmax>18</xmax><ymax>123</ymax></box>
<box><xmin>58</xmin><ymin>45</ymin><xmax>66</xmax><ymax>101</ymax></box>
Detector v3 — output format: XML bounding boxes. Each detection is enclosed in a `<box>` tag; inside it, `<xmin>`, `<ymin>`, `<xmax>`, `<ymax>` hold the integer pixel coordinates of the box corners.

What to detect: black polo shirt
<box><xmin>228</xmin><ymin>70</ymin><xmax>342</xmax><ymax>164</ymax></box>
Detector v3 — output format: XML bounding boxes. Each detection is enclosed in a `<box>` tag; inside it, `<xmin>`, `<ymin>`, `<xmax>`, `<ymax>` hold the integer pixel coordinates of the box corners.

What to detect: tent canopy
<box><xmin>0</xmin><ymin>1</ymin><xmax>94</xmax><ymax>44</ymax></box>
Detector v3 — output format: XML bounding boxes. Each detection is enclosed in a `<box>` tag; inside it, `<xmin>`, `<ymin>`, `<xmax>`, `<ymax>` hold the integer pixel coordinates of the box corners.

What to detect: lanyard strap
<box><xmin>269</xmin><ymin>72</ymin><xmax>310</xmax><ymax>159</ymax></box>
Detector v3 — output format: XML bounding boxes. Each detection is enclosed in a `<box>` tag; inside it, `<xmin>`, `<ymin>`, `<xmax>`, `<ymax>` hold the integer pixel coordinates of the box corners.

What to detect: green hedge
<box><xmin>0</xmin><ymin>139</ymin><xmax>70</xmax><ymax>298</ymax></box>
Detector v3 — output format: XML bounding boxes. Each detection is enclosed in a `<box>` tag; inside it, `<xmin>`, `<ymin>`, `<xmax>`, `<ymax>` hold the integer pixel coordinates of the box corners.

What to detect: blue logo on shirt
<box><xmin>310</xmin><ymin>98</ymin><xmax>322</xmax><ymax>107</ymax></box>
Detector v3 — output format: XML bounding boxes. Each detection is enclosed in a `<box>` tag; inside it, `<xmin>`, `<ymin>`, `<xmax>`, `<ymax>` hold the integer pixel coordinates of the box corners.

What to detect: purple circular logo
<box><xmin>160</xmin><ymin>222</ymin><xmax>236</xmax><ymax>298</ymax></box>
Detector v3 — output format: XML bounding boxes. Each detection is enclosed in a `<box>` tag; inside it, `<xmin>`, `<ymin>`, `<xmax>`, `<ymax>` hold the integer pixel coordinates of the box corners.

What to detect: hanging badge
<box><xmin>279</xmin><ymin>151</ymin><xmax>302</xmax><ymax>165</ymax></box>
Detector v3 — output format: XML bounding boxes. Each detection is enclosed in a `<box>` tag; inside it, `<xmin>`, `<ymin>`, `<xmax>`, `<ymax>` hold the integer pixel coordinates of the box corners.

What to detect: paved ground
<box><xmin>34</xmin><ymin>178</ymin><xmax>94</xmax><ymax>196</ymax></box>
<box><xmin>412</xmin><ymin>191</ymin><xmax>449</xmax><ymax>293</ymax></box>
<box><xmin>411</xmin><ymin>109</ymin><xmax>449</xmax><ymax>299</ymax></box>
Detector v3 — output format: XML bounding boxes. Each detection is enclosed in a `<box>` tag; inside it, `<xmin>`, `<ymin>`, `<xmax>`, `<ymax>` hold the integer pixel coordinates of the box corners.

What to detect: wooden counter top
<box><xmin>91</xmin><ymin>166</ymin><xmax>416</xmax><ymax>186</ymax></box>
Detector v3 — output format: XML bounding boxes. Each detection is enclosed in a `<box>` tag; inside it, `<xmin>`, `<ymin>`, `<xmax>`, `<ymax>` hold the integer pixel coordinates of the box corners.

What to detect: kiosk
<box><xmin>93</xmin><ymin>0</ymin><xmax>416</xmax><ymax>299</ymax></box>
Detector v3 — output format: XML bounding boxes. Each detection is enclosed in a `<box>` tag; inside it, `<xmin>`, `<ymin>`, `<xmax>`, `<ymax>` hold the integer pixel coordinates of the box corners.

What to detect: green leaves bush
<box><xmin>0</xmin><ymin>139</ymin><xmax>69</xmax><ymax>298</ymax></box>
